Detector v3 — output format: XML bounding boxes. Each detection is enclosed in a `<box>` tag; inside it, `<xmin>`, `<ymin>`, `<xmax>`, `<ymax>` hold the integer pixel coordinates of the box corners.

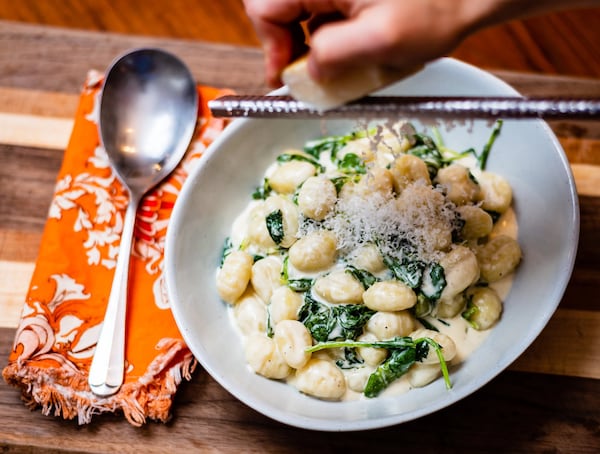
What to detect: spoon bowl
<box><xmin>99</xmin><ymin>48</ymin><xmax>198</xmax><ymax>192</ymax></box>
<box><xmin>88</xmin><ymin>48</ymin><xmax>197</xmax><ymax>396</ymax></box>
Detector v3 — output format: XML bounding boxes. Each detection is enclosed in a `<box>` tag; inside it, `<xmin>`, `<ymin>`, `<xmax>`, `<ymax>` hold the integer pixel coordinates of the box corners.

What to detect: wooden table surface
<box><xmin>0</xmin><ymin>20</ymin><xmax>599</xmax><ymax>453</ymax></box>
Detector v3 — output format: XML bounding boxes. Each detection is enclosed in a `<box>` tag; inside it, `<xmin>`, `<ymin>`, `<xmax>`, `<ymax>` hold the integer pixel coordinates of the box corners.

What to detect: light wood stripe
<box><xmin>571</xmin><ymin>163</ymin><xmax>600</xmax><ymax>197</ymax></box>
<box><xmin>0</xmin><ymin>112</ymin><xmax>73</xmax><ymax>150</ymax></box>
<box><xmin>0</xmin><ymin>87</ymin><xmax>79</xmax><ymax>117</ymax></box>
<box><xmin>510</xmin><ymin>309</ymin><xmax>600</xmax><ymax>379</ymax></box>
<box><xmin>0</xmin><ymin>260</ymin><xmax>34</xmax><ymax>329</ymax></box>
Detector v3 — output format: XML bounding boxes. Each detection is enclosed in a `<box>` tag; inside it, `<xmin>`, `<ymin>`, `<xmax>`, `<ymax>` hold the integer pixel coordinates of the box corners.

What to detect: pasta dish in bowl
<box><xmin>165</xmin><ymin>58</ymin><xmax>578</xmax><ymax>431</ymax></box>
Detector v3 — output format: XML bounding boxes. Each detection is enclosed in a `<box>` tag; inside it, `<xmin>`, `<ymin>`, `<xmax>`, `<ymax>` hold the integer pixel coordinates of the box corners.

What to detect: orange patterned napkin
<box><xmin>2</xmin><ymin>71</ymin><xmax>231</xmax><ymax>425</ymax></box>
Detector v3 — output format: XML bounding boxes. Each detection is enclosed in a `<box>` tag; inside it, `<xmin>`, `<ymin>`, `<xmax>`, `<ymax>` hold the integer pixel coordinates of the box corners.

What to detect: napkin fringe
<box><xmin>3</xmin><ymin>338</ymin><xmax>196</xmax><ymax>426</ymax></box>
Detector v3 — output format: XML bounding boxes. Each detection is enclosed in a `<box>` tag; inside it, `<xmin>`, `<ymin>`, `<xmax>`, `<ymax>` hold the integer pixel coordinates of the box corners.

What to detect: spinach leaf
<box><xmin>384</xmin><ymin>255</ymin><xmax>426</xmax><ymax>289</ymax></box>
<box><xmin>330</xmin><ymin>175</ymin><xmax>360</xmax><ymax>194</ymax></box>
<box><xmin>288</xmin><ymin>279</ymin><xmax>313</xmax><ymax>292</ymax></box>
<box><xmin>304</xmin><ymin>135</ymin><xmax>347</xmax><ymax>160</ymax></box>
<box><xmin>478</xmin><ymin>119</ymin><xmax>503</xmax><ymax>170</ymax></box>
<box><xmin>298</xmin><ymin>295</ymin><xmax>334</xmax><ymax>342</ymax></box>
<box><xmin>408</xmin><ymin>133</ymin><xmax>445</xmax><ymax>178</ymax></box>
<box><xmin>364</xmin><ymin>347</ymin><xmax>416</xmax><ymax>397</ymax></box>
<box><xmin>336</xmin><ymin>347</ymin><xmax>364</xmax><ymax>369</ymax></box>
<box><xmin>333</xmin><ymin>304</ymin><xmax>376</xmax><ymax>340</ymax></box>
<box><xmin>220</xmin><ymin>237</ymin><xmax>233</xmax><ymax>267</ymax></box>
<box><xmin>303</xmin><ymin>128</ymin><xmax>375</xmax><ymax>161</ymax></box>
<box><xmin>277</xmin><ymin>152</ymin><xmax>325</xmax><ymax>172</ymax></box>
<box><xmin>266</xmin><ymin>209</ymin><xmax>284</xmax><ymax>244</ymax></box>
<box><xmin>421</xmin><ymin>262</ymin><xmax>446</xmax><ymax>300</ymax></box>
<box><xmin>461</xmin><ymin>296</ymin><xmax>481</xmax><ymax>329</ymax></box>
<box><xmin>298</xmin><ymin>294</ymin><xmax>375</xmax><ymax>342</ymax></box>
<box><xmin>252</xmin><ymin>178</ymin><xmax>272</xmax><ymax>200</ymax></box>
<box><xmin>345</xmin><ymin>265</ymin><xmax>379</xmax><ymax>289</ymax></box>
<box><xmin>337</xmin><ymin>153</ymin><xmax>366</xmax><ymax>175</ymax></box>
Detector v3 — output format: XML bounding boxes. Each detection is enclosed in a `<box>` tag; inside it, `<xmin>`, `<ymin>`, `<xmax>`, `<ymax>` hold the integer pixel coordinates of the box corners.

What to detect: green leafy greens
<box><xmin>306</xmin><ymin>336</ymin><xmax>451</xmax><ymax>397</ymax></box>
<box><xmin>277</xmin><ymin>152</ymin><xmax>325</xmax><ymax>173</ymax></box>
<box><xmin>266</xmin><ymin>209</ymin><xmax>284</xmax><ymax>244</ymax></box>
<box><xmin>252</xmin><ymin>178</ymin><xmax>272</xmax><ymax>200</ymax></box>
<box><xmin>345</xmin><ymin>265</ymin><xmax>379</xmax><ymax>289</ymax></box>
<box><xmin>298</xmin><ymin>294</ymin><xmax>375</xmax><ymax>342</ymax></box>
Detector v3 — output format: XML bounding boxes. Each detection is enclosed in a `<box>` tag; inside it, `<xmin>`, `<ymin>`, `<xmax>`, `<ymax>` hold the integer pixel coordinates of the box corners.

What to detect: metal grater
<box><xmin>208</xmin><ymin>95</ymin><xmax>600</xmax><ymax>120</ymax></box>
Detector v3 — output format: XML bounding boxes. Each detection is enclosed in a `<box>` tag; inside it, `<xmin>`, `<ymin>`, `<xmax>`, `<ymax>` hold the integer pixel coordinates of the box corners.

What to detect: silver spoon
<box><xmin>88</xmin><ymin>48</ymin><xmax>198</xmax><ymax>396</ymax></box>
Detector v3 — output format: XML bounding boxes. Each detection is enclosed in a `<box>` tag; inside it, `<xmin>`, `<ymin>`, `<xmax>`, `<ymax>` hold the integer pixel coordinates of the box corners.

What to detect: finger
<box><xmin>244</xmin><ymin>0</ymin><xmax>355</xmax><ymax>85</ymax></box>
<box><xmin>261</xmin><ymin>21</ymin><xmax>307</xmax><ymax>87</ymax></box>
<box><xmin>308</xmin><ymin>12</ymin><xmax>399</xmax><ymax>80</ymax></box>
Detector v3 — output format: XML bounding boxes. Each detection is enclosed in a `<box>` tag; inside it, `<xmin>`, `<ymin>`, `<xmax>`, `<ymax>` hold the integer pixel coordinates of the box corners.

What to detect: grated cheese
<box><xmin>311</xmin><ymin>179</ymin><xmax>457</xmax><ymax>263</ymax></box>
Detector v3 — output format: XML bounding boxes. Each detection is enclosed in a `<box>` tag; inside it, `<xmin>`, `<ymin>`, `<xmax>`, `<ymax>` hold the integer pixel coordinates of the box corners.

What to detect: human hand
<box><xmin>243</xmin><ymin>0</ymin><xmax>600</xmax><ymax>87</ymax></box>
<box><xmin>243</xmin><ymin>0</ymin><xmax>483</xmax><ymax>87</ymax></box>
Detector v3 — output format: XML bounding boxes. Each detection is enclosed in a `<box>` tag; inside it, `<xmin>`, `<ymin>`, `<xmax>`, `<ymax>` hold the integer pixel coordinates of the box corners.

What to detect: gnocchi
<box><xmin>216</xmin><ymin>121</ymin><xmax>521</xmax><ymax>401</ymax></box>
<box><xmin>216</xmin><ymin>250</ymin><xmax>253</xmax><ymax>304</ymax></box>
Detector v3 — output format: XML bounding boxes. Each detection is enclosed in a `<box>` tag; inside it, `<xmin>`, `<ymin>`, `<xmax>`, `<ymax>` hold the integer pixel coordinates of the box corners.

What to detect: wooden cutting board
<box><xmin>0</xmin><ymin>21</ymin><xmax>598</xmax><ymax>453</ymax></box>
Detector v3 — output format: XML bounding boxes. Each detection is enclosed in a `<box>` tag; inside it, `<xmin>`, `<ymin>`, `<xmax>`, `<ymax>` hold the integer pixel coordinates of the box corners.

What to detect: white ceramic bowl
<box><xmin>165</xmin><ymin>58</ymin><xmax>579</xmax><ymax>431</ymax></box>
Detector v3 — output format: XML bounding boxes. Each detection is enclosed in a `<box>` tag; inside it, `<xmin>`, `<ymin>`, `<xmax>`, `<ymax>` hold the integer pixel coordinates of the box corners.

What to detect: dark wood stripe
<box><xmin>0</xmin><ymin>144</ymin><xmax>62</xmax><ymax>231</ymax></box>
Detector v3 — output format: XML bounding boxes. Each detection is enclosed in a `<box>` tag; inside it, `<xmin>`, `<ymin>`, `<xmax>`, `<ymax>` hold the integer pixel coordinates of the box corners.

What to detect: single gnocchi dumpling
<box><xmin>251</xmin><ymin>255</ymin><xmax>283</xmax><ymax>303</ymax></box>
<box><xmin>268</xmin><ymin>156</ymin><xmax>316</xmax><ymax>194</ymax></box>
<box><xmin>244</xmin><ymin>334</ymin><xmax>291</xmax><ymax>379</ymax></box>
<box><xmin>348</xmin><ymin>243</ymin><xmax>386</xmax><ymax>273</ymax></box>
<box><xmin>264</xmin><ymin>195</ymin><xmax>300</xmax><ymax>248</ymax></box>
<box><xmin>297</xmin><ymin>175</ymin><xmax>337</xmax><ymax>221</ymax></box>
<box><xmin>389</xmin><ymin>153</ymin><xmax>431</xmax><ymax>193</ymax></box>
<box><xmin>406</xmin><ymin>363</ymin><xmax>443</xmax><ymax>388</ymax></box>
<box><xmin>366</xmin><ymin>310</ymin><xmax>416</xmax><ymax>340</ymax></box>
<box><xmin>246</xmin><ymin>202</ymin><xmax>277</xmax><ymax>249</ymax></box>
<box><xmin>269</xmin><ymin>286</ymin><xmax>303</xmax><ymax>325</ymax></box>
<box><xmin>456</xmin><ymin>205</ymin><xmax>494</xmax><ymax>240</ymax></box>
<box><xmin>313</xmin><ymin>270</ymin><xmax>364</xmax><ymax>304</ymax></box>
<box><xmin>234</xmin><ymin>291</ymin><xmax>267</xmax><ymax>336</ymax></box>
<box><xmin>463</xmin><ymin>287</ymin><xmax>503</xmax><ymax>330</ymax></box>
<box><xmin>338</xmin><ymin>137</ymin><xmax>375</xmax><ymax>163</ymax></box>
<box><xmin>362</xmin><ymin>280</ymin><xmax>417</xmax><ymax>311</ymax></box>
<box><xmin>435</xmin><ymin>293</ymin><xmax>467</xmax><ymax>319</ymax></box>
<box><xmin>288</xmin><ymin>230</ymin><xmax>337</xmax><ymax>272</ymax></box>
<box><xmin>356</xmin><ymin>332</ymin><xmax>388</xmax><ymax>367</ymax></box>
<box><xmin>273</xmin><ymin>320</ymin><xmax>313</xmax><ymax>369</ymax></box>
<box><xmin>477</xmin><ymin>171</ymin><xmax>513</xmax><ymax>213</ymax></box>
<box><xmin>216</xmin><ymin>250</ymin><xmax>253</xmax><ymax>304</ymax></box>
<box><xmin>294</xmin><ymin>358</ymin><xmax>346</xmax><ymax>400</ymax></box>
<box><xmin>358</xmin><ymin>167</ymin><xmax>394</xmax><ymax>197</ymax></box>
<box><xmin>435</xmin><ymin>163</ymin><xmax>480</xmax><ymax>205</ymax></box>
<box><xmin>439</xmin><ymin>245</ymin><xmax>480</xmax><ymax>301</ymax></box>
<box><xmin>475</xmin><ymin>234</ymin><xmax>522</xmax><ymax>283</ymax></box>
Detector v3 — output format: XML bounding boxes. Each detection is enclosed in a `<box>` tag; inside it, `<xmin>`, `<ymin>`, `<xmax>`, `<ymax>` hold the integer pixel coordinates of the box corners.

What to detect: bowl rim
<box><xmin>165</xmin><ymin>57</ymin><xmax>580</xmax><ymax>431</ymax></box>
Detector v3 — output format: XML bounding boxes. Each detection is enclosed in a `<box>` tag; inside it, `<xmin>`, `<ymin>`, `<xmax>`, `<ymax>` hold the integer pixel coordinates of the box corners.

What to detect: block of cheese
<box><xmin>281</xmin><ymin>55</ymin><xmax>421</xmax><ymax>111</ymax></box>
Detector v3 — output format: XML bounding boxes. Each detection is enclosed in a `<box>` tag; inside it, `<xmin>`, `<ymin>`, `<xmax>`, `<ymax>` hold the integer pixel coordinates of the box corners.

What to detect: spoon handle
<box><xmin>88</xmin><ymin>197</ymin><xmax>138</xmax><ymax>396</ymax></box>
